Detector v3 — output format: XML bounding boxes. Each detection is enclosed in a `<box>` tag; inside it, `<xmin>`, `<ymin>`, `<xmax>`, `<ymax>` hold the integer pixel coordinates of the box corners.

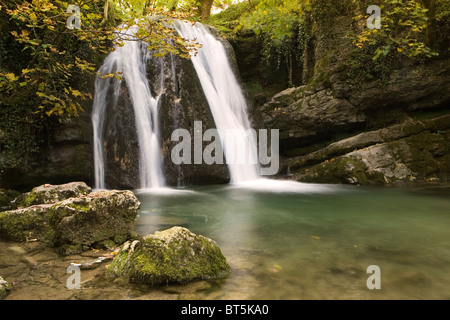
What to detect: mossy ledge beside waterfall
<box><xmin>92</xmin><ymin>21</ymin><xmax>260</xmax><ymax>190</ymax></box>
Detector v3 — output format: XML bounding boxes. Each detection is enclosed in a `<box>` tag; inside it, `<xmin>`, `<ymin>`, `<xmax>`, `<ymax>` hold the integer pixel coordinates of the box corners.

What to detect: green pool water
<box><xmin>134</xmin><ymin>181</ymin><xmax>450</xmax><ymax>300</ymax></box>
<box><xmin>1</xmin><ymin>181</ymin><xmax>449</xmax><ymax>300</ymax></box>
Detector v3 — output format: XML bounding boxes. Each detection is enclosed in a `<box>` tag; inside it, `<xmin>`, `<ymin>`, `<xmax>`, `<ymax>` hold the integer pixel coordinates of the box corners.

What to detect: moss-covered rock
<box><xmin>49</xmin><ymin>190</ymin><xmax>140</xmax><ymax>254</ymax></box>
<box><xmin>297</xmin><ymin>156</ymin><xmax>385</xmax><ymax>185</ymax></box>
<box><xmin>0</xmin><ymin>205</ymin><xmax>49</xmax><ymax>242</ymax></box>
<box><xmin>0</xmin><ymin>187</ymin><xmax>140</xmax><ymax>255</ymax></box>
<box><xmin>292</xmin><ymin>115</ymin><xmax>450</xmax><ymax>185</ymax></box>
<box><xmin>106</xmin><ymin>226</ymin><xmax>231</xmax><ymax>285</ymax></box>
<box><xmin>15</xmin><ymin>182</ymin><xmax>91</xmax><ymax>208</ymax></box>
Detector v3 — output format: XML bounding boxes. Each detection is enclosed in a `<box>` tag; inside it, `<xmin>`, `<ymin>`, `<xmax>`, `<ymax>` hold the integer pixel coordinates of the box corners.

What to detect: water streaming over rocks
<box><xmin>92</xmin><ymin>25</ymin><xmax>166</xmax><ymax>190</ymax></box>
<box><xmin>92</xmin><ymin>21</ymin><xmax>260</xmax><ymax>190</ymax></box>
<box><xmin>173</xmin><ymin>21</ymin><xmax>261</xmax><ymax>183</ymax></box>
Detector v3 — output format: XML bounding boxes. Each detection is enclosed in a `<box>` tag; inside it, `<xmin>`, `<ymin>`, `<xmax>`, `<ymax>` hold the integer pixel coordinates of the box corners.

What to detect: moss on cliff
<box><xmin>298</xmin><ymin>156</ymin><xmax>384</xmax><ymax>185</ymax></box>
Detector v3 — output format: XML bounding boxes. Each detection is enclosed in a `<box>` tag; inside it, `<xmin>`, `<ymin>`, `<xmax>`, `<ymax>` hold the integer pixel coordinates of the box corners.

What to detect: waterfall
<box><xmin>92</xmin><ymin>21</ymin><xmax>261</xmax><ymax>189</ymax></box>
<box><xmin>173</xmin><ymin>21</ymin><xmax>261</xmax><ymax>183</ymax></box>
<box><xmin>91</xmin><ymin>56</ymin><xmax>118</xmax><ymax>190</ymax></box>
<box><xmin>92</xmin><ymin>25</ymin><xmax>165</xmax><ymax>190</ymax></box>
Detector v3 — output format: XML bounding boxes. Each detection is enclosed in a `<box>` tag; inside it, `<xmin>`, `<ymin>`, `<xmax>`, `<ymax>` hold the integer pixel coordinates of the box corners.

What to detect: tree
<box><xmin>143</xmin><ymin>0</ymin><xmax>232</xmax><ymax>21</ymax></box>
<box><xmin>349</xmin><ymin>0</ymin><xmax>438</xmax><ymax>60</ymax></box>
<box><xmin>421</xmin><ymin>0</ymin><xmax>436</xmax><ymax>48</ymax></box>
<box><xmin>0</xmin><ymin>0</ymin><xmax>201</xmax><ymax>117</ymax></box>
<box><xmin>200</xmin><ymin>0</ymin><xmax>214</xmax><ymax>20</ymax></box>
<box><xmin>0</xmin><ymin>0</ymin><xmax>200</xmax><ymax>170</ymax></box>
<box><xmin>239</xmin><ymin>0</ymin><xmax>312</xmax><ymax>86</ymax></box>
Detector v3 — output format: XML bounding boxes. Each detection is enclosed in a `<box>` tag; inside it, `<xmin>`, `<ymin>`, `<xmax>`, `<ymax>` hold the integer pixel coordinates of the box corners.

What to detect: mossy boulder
<box><xmin>47</xmin><ymin>190</ymin><xmax>140</xmax><ymax>254</ymax></box>
<box><xmin>0</xmin><ymin>205</ymin><xmax>49</xmax><ymax>242</ymax></box>
<box><xmin>0</xmin><ymin>188</ymin><xmax>140</xmax><ymax>255</ymax></box>
<box><xmin>106</xmin><ymin>226</ymin><xmax>231</xmax><ymax>285</ymax></box>
<box><xmin>15</xmin><ymin>182</ymin><xmax>92</xmax><ymax>208</ymax></box>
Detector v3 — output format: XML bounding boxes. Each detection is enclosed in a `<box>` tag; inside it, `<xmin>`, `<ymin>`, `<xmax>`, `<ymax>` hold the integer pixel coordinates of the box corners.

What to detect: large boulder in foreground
<box><xmin>0</xmin><ymin>188</ymin><xmax>140</xmax><ymax>254</ymax></box>
<box><xmin>106</xmin><ymin>226</ymin><xmax>231</xmax><ymax>285</ymax></box>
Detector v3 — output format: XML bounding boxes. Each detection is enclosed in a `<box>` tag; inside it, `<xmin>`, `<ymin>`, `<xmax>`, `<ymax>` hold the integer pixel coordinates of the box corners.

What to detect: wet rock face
<box><xmin>0</xmin><ymin>185</ymin><xmax>140</xmax><ymax>255</ymax></box>
<box><xmin>103</xmin><ymin>83</ymin><xmax>140</xmax><ymax>190</ymax></box>
<box><xmin>156</xmin><ymin>53</ymin><xmax>230</xmax><ymax>187</ymax></box>
<box><xmin>290</xmin><ymin>115</ymin><xmax>450</xmax><ymax>185</ymax></box>
<box><xmin>100</xmin><ymin>49</ymin><xmax>231</xmax><ymax>190</ymax></box>
<box><xmin>106</xmin><ymin>226</ymin><xmax>231</xmax><ymax>285</ymax></box>
<box><xmin>261</xmin><ymin>86</ymin><xmax>366</xmax><ymax>151</ymax></box>
<box><xmin>0</xmin><ymin>115</ymin><xmax>93</xmax><ymax>192</ymax></box>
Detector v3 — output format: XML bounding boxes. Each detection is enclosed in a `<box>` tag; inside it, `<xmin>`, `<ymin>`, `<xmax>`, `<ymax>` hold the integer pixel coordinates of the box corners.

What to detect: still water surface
<box><xmin>1</xmin><ymin>182</ymin><xmax>449</xmax><ymax>300</ymax></box>
<box><xmin>134</xmin><ymin>182</ymin><xmax>450</xmax><ymax>300</ymax></box>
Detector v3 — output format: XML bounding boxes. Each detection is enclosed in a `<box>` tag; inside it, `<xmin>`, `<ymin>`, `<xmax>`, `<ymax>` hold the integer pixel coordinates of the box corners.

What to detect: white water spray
<box><xmin>173</xmin><ymin>21</ymin><xmax>261</xmax><ymax>184</ymax></box>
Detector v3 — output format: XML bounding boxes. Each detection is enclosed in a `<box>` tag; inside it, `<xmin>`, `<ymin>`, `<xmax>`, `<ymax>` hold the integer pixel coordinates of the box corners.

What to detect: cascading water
<box><xmin>173</xmin><ymin>21</ymin><xmax>261</xmax><ymax>184</ymax></box>
<box><xmin>91</xmin><ymin>54</ymin><xmax>120</xmax><ymax>190</ymax></box>
<box><xmin>93</xmin><ymin>21</ymin><xmax>263</xmax><ymax>189</ymax></box>
<box><xmin>92</xmin><ymin>25</ymin><xmax>165</xmax><ymax>190</ymax></box>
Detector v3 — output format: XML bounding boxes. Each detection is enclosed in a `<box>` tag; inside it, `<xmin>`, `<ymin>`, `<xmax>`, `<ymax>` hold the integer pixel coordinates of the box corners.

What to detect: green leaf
<box><xmin>29</xmin><ymin>12</ymin><xmax>37</xmax><ymax>21</ymax></box>
<box><xmin>373</xmin><ymin>48</ymin><xmax>383</xmax><ymax>60</ymax></box>
<box><xmin>5</xmin><ymin>73</ymin><xmax>18</xmax><ymax>81</ymax></box>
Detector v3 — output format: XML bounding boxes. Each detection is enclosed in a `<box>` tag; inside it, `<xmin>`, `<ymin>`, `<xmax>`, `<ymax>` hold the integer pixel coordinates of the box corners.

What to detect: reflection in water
<box><xmin>134</xmin><ymin>183</ymin><xmax>450</xmax><ymax>299</ymax></box>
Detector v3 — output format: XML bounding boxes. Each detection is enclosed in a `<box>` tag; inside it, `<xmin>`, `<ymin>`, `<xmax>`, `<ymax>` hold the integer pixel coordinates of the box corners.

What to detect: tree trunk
<box><xmin>302</xmin><ymin>14</ymin><xmax>315</xmax><ymax>84</ymax></box>
<box><xmin>286</xmin><ymin>55</ymin><xmax>293</xmax><ymax>87</ymax></box>
<box><xmin>199</xmin><ymin>0</ymin><xmax>214</xmax><ymax>21</ymax></box>
<box><xmin>100</xmin><ymin>0</ymin><xmax>109</xmax><ymax>25</ymax></box>
<box><xmin>422</xmin><ymin>0</ymin><xmax>436</xmax><ymax>48</ymax></box>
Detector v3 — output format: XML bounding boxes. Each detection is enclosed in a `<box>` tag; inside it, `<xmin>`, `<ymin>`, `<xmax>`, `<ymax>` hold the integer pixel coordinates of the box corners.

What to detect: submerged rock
<box><xmin>0</xmin><ymin>188</ymin><xmax>140</xmax><ymax>255</ymax></box>
<box><xmin>106</xmin><ymin>226</ymin><xmax>231</xmax><ymax>285</ymax></box>
<box><xmin>15</xmin><ymin>182</ymin><xmax>92</xmax><ymax>208</ymax></box>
